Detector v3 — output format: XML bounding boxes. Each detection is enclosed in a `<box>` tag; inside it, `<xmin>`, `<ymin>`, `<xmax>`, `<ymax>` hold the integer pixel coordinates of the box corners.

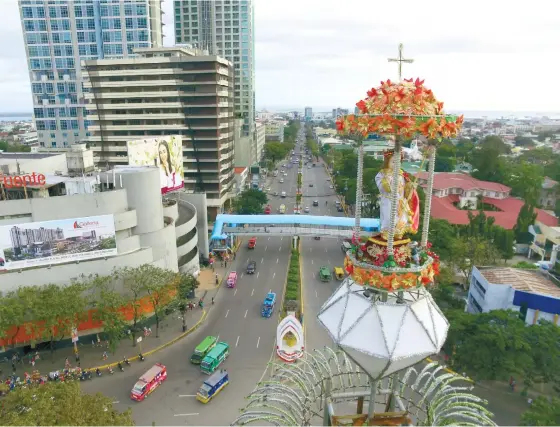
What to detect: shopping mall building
<box><xmin>0</xmin><ymin>147</ymin><xmax>207</xmax><ymax>292</ymax></box>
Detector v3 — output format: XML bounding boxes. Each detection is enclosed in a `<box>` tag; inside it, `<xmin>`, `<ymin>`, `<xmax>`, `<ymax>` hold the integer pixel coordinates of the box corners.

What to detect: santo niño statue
<box><xmin>374</xmin><ymin>149</ymin><xmax>420</xmax><ymax>241</ymax></box>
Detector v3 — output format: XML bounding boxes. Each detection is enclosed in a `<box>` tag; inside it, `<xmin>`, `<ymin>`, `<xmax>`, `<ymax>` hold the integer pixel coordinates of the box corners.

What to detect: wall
<box><xmin>177</xmin><ymin>192</ymin><xmax>209</xmax><ymax>257</ymax></box>
<box><xmin>14</xmin><ymin>154</ymin><xmax>68</xmax><ymax>176</ymax></box>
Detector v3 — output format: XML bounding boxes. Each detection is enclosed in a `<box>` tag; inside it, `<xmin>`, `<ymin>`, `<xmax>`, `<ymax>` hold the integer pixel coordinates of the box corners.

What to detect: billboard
<box><xmin>0</xmin><ymin>215</ymin><xmax>117</xmax><ymax>271</ymax></box>
<box><xmin>127</xmin><ymin>136</ymin><xmax>184</xmax><ymax>195</ymax></box>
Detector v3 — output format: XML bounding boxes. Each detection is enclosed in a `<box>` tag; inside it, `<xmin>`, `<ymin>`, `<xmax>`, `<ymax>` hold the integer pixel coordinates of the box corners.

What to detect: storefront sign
<box><xmin>0</xmin><ymin>172</ymin><xmax>46</xmax><ymax>188</ymax></box>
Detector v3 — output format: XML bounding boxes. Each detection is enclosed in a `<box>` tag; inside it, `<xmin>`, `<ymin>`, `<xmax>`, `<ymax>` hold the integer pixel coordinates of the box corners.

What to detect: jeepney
<box><xmin>334</xmin><ymin>267</ymin><xmax>345</xmax><ymax>280</ymax></box>
<box><xmin>201</xmin><ymin>342</ymin><xmax>230</xmax><ymax>374</ymax></box>
<box><xmin>227</xmin><ymin>271</ymin><xmax>238</xmax><ymax>288</ymax></box>
<box><xmin>197</xmin><ymin>370</ymin><xmax>229</xmax><ymax>403</ymax></box>
<box><xmin>319</xmin><ymin>266</ymin><xmax>332</xmax><ymax>282</ymax></box>
<box><xmin>130</xmin><ymin>363</ymin><xmax>167</xmax><ymax>401</ymax></box>
<box><xmin>190</xmin><ymin>336</ymin><xmax>218</xmax><ymax>364</ymax></box>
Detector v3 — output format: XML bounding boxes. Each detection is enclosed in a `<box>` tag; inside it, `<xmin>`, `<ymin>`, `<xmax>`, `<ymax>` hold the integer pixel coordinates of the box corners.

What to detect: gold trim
<box><xmin>369</xmin><ymin>236</ymin><xmax>411</xmax><ymax>247</ymax></box>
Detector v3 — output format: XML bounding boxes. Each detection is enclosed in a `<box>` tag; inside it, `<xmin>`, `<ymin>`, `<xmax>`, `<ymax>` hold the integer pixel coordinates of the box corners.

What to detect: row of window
<box><xmin>50</xmin><ymin>19</ymin><xmax>72</xmax><ymax>31</ymax></box>
<box><xmin>34</xmin><ymin>107</ymin><xmax>81</xmax><ymax>119</ymax></box>
<box><xmin>23</xmin><ymin>19</ymin><xmax>46</xmax><ymax>32</ymax></box>
<box><xmin>77</xmin><ymin>31</ymin><xmax>98</xmax><ymax>43</ymax></box>
<box><xmin>36</xmin><ymin>120</ymin><xmax>80</xmax><ymax>131</ymax></box>
<box><xmin>30</xmin><ymin>57</ymin><xmax>76</xmax><ymax>70</ymax></box>
<box><xmin>31</xmin><ymin>82</ymin><xmax>77</xmax><ymax>95</ymax></box>
<box><xmin>35</xmin><ymin>70</ymin><xmax>77</xmax><ymax>81</ymax></box>
<box><xmin>76</xmin><ymin>18</ymin><xmax>97</xmax><ymax>30</ymax></box>
<box><xmin>74</xmin><ymin>5</ymin><xmax>95</xmax><ymax>18</ymax></box>
<box><xmin>101</xmin><ymin>30</ymin><xmax>149</xmax><ymax>43</ymax></box>
<box><xmin>102</xmin><ymin>17</ymin><xmax>147</xmax><ymax>30</ymax></box>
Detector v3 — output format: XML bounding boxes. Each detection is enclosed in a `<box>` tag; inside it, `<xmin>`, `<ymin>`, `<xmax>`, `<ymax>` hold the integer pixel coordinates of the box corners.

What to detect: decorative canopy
<box><xmin>317</xmin><ymin>278</ymin><xmax>449</xmax><ymax>380</ymax></box>
<box><xmin>336</xmin><ymin>78</ymin><xmax>464</xmax><ymax>139</ymax></box>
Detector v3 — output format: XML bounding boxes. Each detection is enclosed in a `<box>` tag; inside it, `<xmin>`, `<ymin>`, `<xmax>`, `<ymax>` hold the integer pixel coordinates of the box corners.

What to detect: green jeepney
<box><xmin>191</xmin><ymin>336</ymin><xmax>218</xmax><ymax>364</ymax></box>
<box><xmin>200</xmin><ymin>342</ymin><xmax>229</xmax><ymax>374</ymax></box>
<box><xmin>319</xmin><ymin>266</ymin><xmax>332</xmax><ymax>282</ymax></box>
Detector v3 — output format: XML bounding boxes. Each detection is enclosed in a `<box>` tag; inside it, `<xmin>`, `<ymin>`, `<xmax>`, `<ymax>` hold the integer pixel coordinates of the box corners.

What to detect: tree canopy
<box><xmin>0</xmin><ymin>381</ymin><xmax>134</xmax><ymax>426</ymax></box>
<box><xmin>232</xmin><ymin>188</ymin><xmax>268</xmax><ymax>214</ymax></box>
<box><xmin>521</xmin><ymin>396</ymin><xmax>560</xmax><ymax>426</ymax></box>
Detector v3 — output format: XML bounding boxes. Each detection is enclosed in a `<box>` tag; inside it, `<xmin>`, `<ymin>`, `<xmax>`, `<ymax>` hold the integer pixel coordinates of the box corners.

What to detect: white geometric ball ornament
<box><xmin>317</xmin><ymin>277</ymin><xmax>449</xmax><ymax>380</ymax></box>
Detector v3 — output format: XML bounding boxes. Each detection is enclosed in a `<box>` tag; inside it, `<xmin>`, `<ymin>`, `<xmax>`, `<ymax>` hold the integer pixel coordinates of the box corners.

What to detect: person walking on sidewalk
<box><xmin>215</xmin><ymin>273</ymin><xmax>219</xmax><ymax>286</ymax></box>
<box><xmin>211</xmin><ymin>297</ymin><xmax>215</xmax><ymax>305</ymax></box>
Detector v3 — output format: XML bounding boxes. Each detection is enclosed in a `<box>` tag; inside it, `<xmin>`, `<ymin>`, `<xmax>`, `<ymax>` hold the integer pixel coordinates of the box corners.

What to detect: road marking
<box><xmin>311</xmin><ymin>259</ymin><xmax>314</xmax><ymax>265</ymax></box>
<box><xmin>178</xmin><ymin>395</ymin><xmax>196</xmax><ymax>397</ymax></box>
<box><xmin>281</xmin><ymin>237</ymin><xmax>283</xmax><ymax>240</ymax></box>
<box><xmin>268</xmin><ymin>237</ymin><xmax>270</xmax><ymax>241</ymax></box>
<box><xmin>309</xmin><ymin>247</ymin><xmax>312</xmax><ymax>252</ymax></box>
<box><xmin>276</xmin><ymin>258</ymin><xmax>279</xmax><ymax>263</ymax></box>
<box><xmin>257</xmin><ymin>271</ymin><xmax>260</xmax><ymax>278</ymax></box>
<box><xmin>316</xmin><ymin>290</ymin><xmax>318</xmax><ymax>298</ymax></box>
<box><xmin>251</xmin><ymin>288</ymin><xmax>254</xmax><ymax>296</ymax></box>
<box><xmin>236</xmin><ymin>336</ymin><xmax>240</xmax><ymax>347</ymax></box>
<box><xmin>244</xmin><ymin>309</ymin><xmax>248</xmax><ymax>318</ymax></box>
<box><xmin>234</xmin><ymin>289</ymin><xmax>237</xmax><ymax>296</ymax></box>
<box><xmin>325</xmin><ymin>248</ymin><xmax>328</xmax><ymax>252</ymax></box>
<box><xmin>261</xmin><ymin>257</ymin><xmax>264</xmax><ymax>264</ymax></box>
<box><xmin>279</xmin><ymin>246</ymin><xmax>282</xmax><ymax>251</ymax></box>
<box><xmin>174</xmin><ymin>413</ymin><xmax>199</xmax><ymax>417</ymax></box>
<box><xmin>225</xmin><ymin>309</ymin><xmax>229</xmax><ymax>318</ymax></box>
<box><xmin>272</xmin><ymin>272</ymin><xmax>276</xmax><ymax>279</ymax></box>
<box><xmin>265</xmin><ymin>246</ymin><xmax>268</xmax><ymax>251</ymax></box>
<box><xmin>257</xmin><ymin>337</ymin><xmax>260</xmax><ymax>348</ymax></box>
<box><xmin>313</xmin><ymin>272</ymin><xmax>315</xmax><ymax>278</ymax></box>
<box><xmin>328</xmin><ymin>260</ymin><xmax>331</xmax><ymax>264</ymax></box>
<box><xmin>241</xmin><ymin>272</ymin><xmax>244</xmax><ymax>278</ymax></box>
<box><xmin>112</xmin><ymin>401</ymin><xmax>120</xmax><ymax>404</ymax></box>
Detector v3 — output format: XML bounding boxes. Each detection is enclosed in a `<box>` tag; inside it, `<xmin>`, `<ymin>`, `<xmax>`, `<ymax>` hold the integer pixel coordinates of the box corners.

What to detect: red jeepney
<box><xmin>130</xmin><ymin>363</ymin><xmax>167</xmax><ymax>401</ymax></box>
<box><xmin>227</xmin><ymin>271</ymin><xmax>238</xmax><ymax>288</ymax></box>
<box><xmin>248</xmin><ymin>237</ymin><xmax>256</xmax><ymax>249</ymax></box>
<box><xmin>264</xmin><ymin>205</ymin><xmax>271</xmax><ymax>214</ymax></box>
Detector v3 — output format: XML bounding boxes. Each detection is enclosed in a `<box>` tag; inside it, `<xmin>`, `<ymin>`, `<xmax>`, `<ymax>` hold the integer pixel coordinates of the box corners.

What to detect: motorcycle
<box><xmin>117</xmin><ymin>362</ymin><xmax>124</xmax><ymax>372</ymax></box>
<box><xmin>123</xmin><ymin>357</ymin><xmax>130</xmax><ymax>366</ymax></box>
<box><xmin>108</xmin><ymin>366</ymin><xmax>114</xmax><ymax>375</ymax></box>
<box><xmin>95</xmin><ymin>368</ymin><xmax>102</xmax><ymax>377</ymax></box>
<box><xmin>138</xmin><ymin>353</ymin><xmax>145</xmax><ymax>362</ymax></box>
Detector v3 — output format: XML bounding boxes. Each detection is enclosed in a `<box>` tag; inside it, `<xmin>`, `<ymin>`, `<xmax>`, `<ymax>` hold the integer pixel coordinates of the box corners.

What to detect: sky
<box><xmin>1</xmin><ymin>0</ymin><xmax>559</xmax><ymax>114</ymax></box>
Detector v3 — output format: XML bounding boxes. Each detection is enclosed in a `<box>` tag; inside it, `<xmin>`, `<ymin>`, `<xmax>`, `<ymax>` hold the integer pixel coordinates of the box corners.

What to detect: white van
<box><xmin>281</xmin><ymin>191</ymin><xmax>286</xmax><ymax>198</ymax></box>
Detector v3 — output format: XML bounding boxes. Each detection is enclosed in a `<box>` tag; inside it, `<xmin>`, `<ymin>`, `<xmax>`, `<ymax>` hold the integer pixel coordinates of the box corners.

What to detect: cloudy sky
<box><xmin>1</xmin><ymin>0</ymin><xmax>559</xmax><ymax>114</ymax></box>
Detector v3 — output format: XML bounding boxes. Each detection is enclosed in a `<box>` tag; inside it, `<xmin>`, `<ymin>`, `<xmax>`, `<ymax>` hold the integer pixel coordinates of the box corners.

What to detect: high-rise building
<box><xmin>82</xmin><ymin>46</ymin><xmax>235</xmax><ymax>219</ymax></box>
<box><xmin>332</xmin><ymin>108</ymin><xmax>349</xmax><ymax>119</ymax></box>
<box><xmin>174</xmin><ymin>0</ymin><xmax>255</xmax><ymax>138</ymax></box>
<box><xmin>304</xmin><ymin>107</ymin><xmax>313</xmax><ymax>122</ymax></box>
<box><xmin>18</xmin><ymin>0</ymin><xmax>163</xmax><ymax>150</ymax></box>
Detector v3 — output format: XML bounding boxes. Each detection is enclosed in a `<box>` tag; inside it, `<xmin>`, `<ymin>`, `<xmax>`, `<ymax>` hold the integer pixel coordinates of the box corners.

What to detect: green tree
<box><xmin>173</xmin><ymin>273</ymin><xmax>199</xmax><ymax>332</ymax></box>
<box><xmin>505</xmin><ymin>162</ymin><xmax>544</xmax><ymax>206</ymax></box>
<box><xmin>0</xmin><ymin>140</ymin><xmax>32</xmax><ymax>153</ymax></box>
<box><xmin>471</xmin><ymin>136</ymin><xmax>510</xmax><ymax>183</ymax></box>
<box><xmin>142</xmin><ymin>266</ymin><xmax>179</xmax><ymax>338</ymax></box>
<box><xmin>494</xmin><ymin>228</ymin><xmax>515</xmax><ymax>262</ymax></box>
<box><xmin>118</xmin><ymin>266</ymin><xmax>150</xmax><ymax>347</ymax></box>
<box><xmin>0</xmin><ymin>288</ymin><xmax>30</xmax><ymax>348</ymax></box>
<box><xmin>514</xmin><ymin>203</ymin><xmax>538</xmax><ymax>244</ymax></box>
<box><xmin>521</xmin><ymin>396</ymin><xmax>560</xmax><ymax>426</ymax></box>
<box><xmin>232</xmin><ymin>188</ymin><xmax>268</xmax><ymax>214</ymax></box>
<box><xmin>432</xmin><ymin>155</ymin><xmax>456</xmax><ymax>172</ymax></box>
<box><xmin>86</xmin><ymin>275</ymin><xmax>129</xmax><ymax>354</ymax></box>
<box><xmin>522</xmin><ymin>320</ymin><xmax>560</xmax><ymax>391</ymax></box>
<box><xmin>555</xmin><ymin>197</ymin><xmax>560</xmax><ymax>219</ymax></box>
<box><xmin>455</xmin><ymin>138</ymin><xmax>475</xmax><ymax>162</ymax></box>
<box><xmin>514</xmin><ymin>135</ymin><xmax>535</xmax><ymax>147</ymax></box>
<box><xmin>449</xmin><ymin>236</ymin><xmax>500</xmax><ymax>285</ymax></box>
<box><xmin>0</xmin><ymin>381</ymin><xmax>134</xmax><ymax>426</ymax></box>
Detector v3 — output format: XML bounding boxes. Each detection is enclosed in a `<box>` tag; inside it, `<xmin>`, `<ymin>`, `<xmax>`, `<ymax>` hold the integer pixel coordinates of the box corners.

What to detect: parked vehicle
<box><xmin>200</xmin><ymin>342</ymin><xmax>229</xmax><ymax>374</ymax></box>
<box><xmin>304</xmin><ymin>206</ymin><xmax>310</xmax><ymax>213</ymax></box>
<box><xmin>261</xmin><ymin>292</ymin><xmax>276</xmax><ymax>318</ymax></box>
<box><xmin>130</xmin><ymin>363</ymin><xmax>167</xmax><ymax>401</ymax></box>
<box><xmin>191</xmin><ymin>336</ymin><xmax>218</xmax><ymax>364</ymax></box>
<box><xmin>319</xmin><ymin>266</ymin><xmax>332</xmax><ymax>282</ymax></box>
<box><xmin>196</xmin><ymin>369</ymin><xmax>229</xmax><ymax>404</ymax></box>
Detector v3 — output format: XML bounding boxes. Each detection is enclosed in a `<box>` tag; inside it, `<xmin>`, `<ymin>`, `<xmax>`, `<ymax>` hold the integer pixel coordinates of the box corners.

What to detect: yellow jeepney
<box><xmin>334</xmin><ymin>267</ymin><xmax>344</xmax><ymax>280</ymax></box>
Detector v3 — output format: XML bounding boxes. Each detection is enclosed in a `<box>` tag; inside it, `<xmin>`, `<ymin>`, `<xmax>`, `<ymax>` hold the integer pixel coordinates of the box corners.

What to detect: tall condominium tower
<box><xmin>18</xmin><ymin>0</ymin><xmax>162</xmax><ymax>149</ymax></box>
<box><xmin>174</xmin><ymin>0</ymin><xmax>255</xmax><ymax>137</ymax></box>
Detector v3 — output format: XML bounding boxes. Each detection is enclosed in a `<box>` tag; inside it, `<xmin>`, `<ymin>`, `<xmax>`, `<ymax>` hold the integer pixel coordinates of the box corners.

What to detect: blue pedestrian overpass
<box><xmin>210</xmin><ymin>214</ymin><xmax>380</xmax><ymax>250</ymax></box>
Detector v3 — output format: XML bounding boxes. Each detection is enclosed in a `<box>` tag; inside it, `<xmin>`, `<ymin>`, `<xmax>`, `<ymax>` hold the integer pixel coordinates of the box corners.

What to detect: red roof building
<box><xmin>415</xmin><ymin>172</ymin><xmax>558</xmax><ymax>229</ymax></box>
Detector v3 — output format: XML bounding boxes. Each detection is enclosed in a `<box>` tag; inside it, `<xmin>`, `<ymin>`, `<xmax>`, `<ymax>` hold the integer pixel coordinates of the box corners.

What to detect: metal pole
<box><xmin>354</xmin><ymin>144</ymin><xmax>364</xmax><ymax>241</ymax></box>
<box><xmin>387</xmin><ymin>142</ymin><xmax>402</xmax><ymax>253</ymax></box>
<box><xmin>421</xmin><ymin>145</ymin><xmax>436</xmax><ymax>248</ymax></box>
<box><xmin>323</xmin><ymin>379</ymin><xmax>332</xmax><ymax>426</ymax></box>
<box><xmin>367</xmin><ymin>380</ymin><xmax>378</xmax><ymax>420</ymax></box>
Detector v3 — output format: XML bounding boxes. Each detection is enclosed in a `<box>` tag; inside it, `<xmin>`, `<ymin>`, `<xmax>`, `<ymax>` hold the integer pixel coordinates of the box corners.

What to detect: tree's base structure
<box><xmin>231</xmin><ymin>347</ymin><xmax>496</xmax><ymax>427</ymax></box>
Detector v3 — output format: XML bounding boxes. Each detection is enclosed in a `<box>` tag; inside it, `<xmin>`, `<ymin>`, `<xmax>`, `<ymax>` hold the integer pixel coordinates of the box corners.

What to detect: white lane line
<box><xmin>316</xmin><ymin>290</ymin><xmax>318</xmax><ymax>298</ymax></box>
<box><xmin>225</xmin><ymin>309</ymin><xmax>230</xmax><ymax>318</ymax></box>
<box><xmin>273</xmin><ymin>272</ymin><xmax>276</xmax><ymax>279</ymax></box>
<box><xmin>234</xmin><ymin>289</ymin><xmax>237</xmax><ymax>296</ymax></box>
<box><xmin>265</xmin><ymin>246</ymin><xmax>268</xmax><ymax>251</ymax></box>
<box><xmin>328</xmin><ymin>260</ymin><xmax>331</xmax><ymax>264</ymax></box>
<box><xmin>244</xmin><ymin>309</ymin><xmax>248</xmax><ymax>318</ymax></box>
<box><xmin>236</xmin><ymin>336</ymin><xmax>240</xmax><ymax>347</ymax></box>
<box><xmin>325</xmin><ymin>248</ymin><xmax>328</xmax><ymax>252</ymax></box>
<box><xmin>178</xmin><ymin>395</ymin><xmax>196</xmax><ymax>397</ymax></box>
<box><xmin>174</xmin><ymin>413</ymin><xmax>199</xmax><ymax>417</ymax></box>
<box><xmin>257</xmin><ymin>337</ymin><xmax>261</xmax><ymax>348</ymax></box>
<box><xmin>311</xmin><ymin>259</ymin><xmax>314</xmax><ymax>265</ymax></box>
<box><xmin>312</xmin><ymin>272</ymin><xmax>315</xmax><ymax>278</ymax></box>
<box><xmin>276</xmin><ymin>258</ymin><xmax>279</xmax><ymax>263</ymax></box>
<box><xmin>112</xmin><ymin>401</ymin><xmax>120</xmax><ymax>403</ymax></box>
<box><xmin>309</xmin><ymin>247</ymin><xmax>312</xmax><ymax>252</ymax></box>
<box><xmin>268</xmin><ymin>237</ymin><xmax>270</xmax><ymax>240</ymax></box>
<box><xmin>241</xmin><ymin>272</ymin><xmax>244</xmax><ymax>278</ymax></box>
<box><xmin>251</xmin><ymin>288</ymin><xmax>254</xmax><ymax>296</ymax></box>
<box><xmin>257</xmin><ymin>271</ymin><xmax>260</xmax><ymax>279</ymax></box>
<box><xmin>281</xmin><ymin>237</ymin><xmax>283</xmax><ymax>240</ymax></box>
<box><xmin>279</xmin><ymin>246</ymin><xmax>282</xmax><ymax>251</ymax></box>
<box><xmin>261</xmin><ymin>257</ymin><xmax>264</xmax><ymax>264</ymax></box>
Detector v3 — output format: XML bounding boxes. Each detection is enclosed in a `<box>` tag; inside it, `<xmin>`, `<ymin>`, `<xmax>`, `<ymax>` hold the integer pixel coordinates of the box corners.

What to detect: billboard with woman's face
<box><xmin>127</xmin><ymin>136</ymin><xmax>184</xmax><ymax>194</ymax></box>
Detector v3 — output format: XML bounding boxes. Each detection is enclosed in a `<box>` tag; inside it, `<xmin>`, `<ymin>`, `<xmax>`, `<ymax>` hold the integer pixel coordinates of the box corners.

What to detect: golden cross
<box><xmin>388</xmin><ymin>43</ymin><xmax>414</xmax><ymax>82</ymax></box>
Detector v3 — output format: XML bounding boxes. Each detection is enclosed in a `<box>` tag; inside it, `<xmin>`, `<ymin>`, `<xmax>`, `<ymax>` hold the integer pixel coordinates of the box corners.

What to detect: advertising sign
<box><xmin>0</xmin><ymin>215</ymin><xmax>117</xmax><ymax>271</ymax></box>
<box><xmin>127</xmin><ymin>136</ymin><xmax>184</xmax><ymax>195</ymax></box>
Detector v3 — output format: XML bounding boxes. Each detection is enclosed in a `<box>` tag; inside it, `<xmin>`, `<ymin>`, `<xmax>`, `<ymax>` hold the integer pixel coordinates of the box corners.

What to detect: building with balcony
<box><xmin>254</xmin><ymin>121</ymin><xmax>265</xmax><ymax>163</ymax></box>
<box><xmin>528</xmin><ymin>220</ymin><xmax>560</xmax><ymax>268</ymax></box>
<box><xmin>18</xmin><ymin>0</ymin><xmax>163</xmax><ymax>149</ymax></box>
<box><xmin>174</xmin><ymin>0</ymin><xmax>255</xmax><ymax>138</ymax></box>
<box><xmin>82</xmin><ymin>46</ymin><xmax>235</xmax><ymax>219</ymax></box>
<box><xmin>467</xmin><ymin>266</ymin><xmax>560</xmax><ymax>326</ymax></box>
<box><xmin>0</xmin><ymin>167</ymin><xmax>203</xmax><ymax>291</ymax></box>
<box><xmin>265</xmin><ymin>121</ymin><xmax>285</xmax><ymax>142</ymax></box>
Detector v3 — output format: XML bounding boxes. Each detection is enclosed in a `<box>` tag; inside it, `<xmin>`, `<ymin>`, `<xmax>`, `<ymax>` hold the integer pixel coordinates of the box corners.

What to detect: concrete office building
<box><xmin>82</xmin><ymin>46</ymin><xmax>235</xmax><ymax>218</ymax></box>
<box><xmin>304</xmin><ymin>107</ymin><xmax>313</xmax><ymax>122</ymax></box>
<box><xmin>18</xmin><ymin>0</ymin><xmax>163</xmax><ymax>149</ymax></box>
<box><xmin>265</xmin><ymin>122</ymin><xmax>285</xmax><ymax>142</ymax></box>
<box><xmin>254</xmin><ymin>121</ymin><xmax>265</xmax><ymax>163</ymax></box>
<box><xmin>0</xmin><ymin>167</ymin><xmax>204</xmax><ymax>292</ymax></box>
<box><xmin>174</xmin><ymin>0</ymin><xmax>255</xmax><ymax>137</ymax></box>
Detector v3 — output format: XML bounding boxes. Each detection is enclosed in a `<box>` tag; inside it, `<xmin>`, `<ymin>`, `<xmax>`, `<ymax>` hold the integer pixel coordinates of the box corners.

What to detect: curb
<box><xmin>90</xmin><ymin>310</ymin><xmax>208</xmax><ymax>371</ymax></box>
<box><xmin>424</xmin><ymin>356</ymin><xmax>474</xmax><ymax>383</ymax></box>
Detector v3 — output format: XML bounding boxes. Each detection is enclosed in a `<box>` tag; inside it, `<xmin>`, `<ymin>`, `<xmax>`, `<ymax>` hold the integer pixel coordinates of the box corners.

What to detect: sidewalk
<box><xmin>4</xmin><ymin>286</ymin><xmax>213</xmax><ymax>380</ymax></box>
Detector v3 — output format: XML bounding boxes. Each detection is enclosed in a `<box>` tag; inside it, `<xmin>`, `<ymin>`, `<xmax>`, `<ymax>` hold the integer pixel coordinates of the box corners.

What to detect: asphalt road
<box><xmin>82</xmin><ymin>238</ymin><xmax>291</xmax><ymax>425</ymax></box>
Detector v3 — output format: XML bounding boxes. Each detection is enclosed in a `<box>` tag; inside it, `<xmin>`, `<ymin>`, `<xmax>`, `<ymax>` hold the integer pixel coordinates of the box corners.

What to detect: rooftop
<box><xmin>478</xmin><ymin>267</ymin><xmax>560</xmax><ymax>298</ymax></box>
<box><xmin>543</xmin><ymin>176</ymin><xmax>558</xmax><ymax>190</ymax></box>
<box><xmin>0</xmin><ymin>152</ymin><xmax>61</xmax><ymax>165</ymax></box>
<box><xmin>415</xmin><ymin>172</ymin><xmax>511</xmax><ymax>193</ymax></box>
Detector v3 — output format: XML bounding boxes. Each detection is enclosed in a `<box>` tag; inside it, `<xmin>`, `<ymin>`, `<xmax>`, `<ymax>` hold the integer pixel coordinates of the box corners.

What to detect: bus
<box><xmin>130</xmin><ymin>363</ymin><xmax>167</xmax><ymax>401</ymax></box>
<box><xmin>196</xmin><ymin>369</ymin><xmax>229</xmax><ymax>403</ymax></box>
<box><xmin>191</xmin><ymin>336</ymin><xmax>218</xmax><ymax>364</ymax></box>
<box><xmin>200</xmin><ymin>341</ymin><xmax>229</xmax><ymax>374</ymax></box>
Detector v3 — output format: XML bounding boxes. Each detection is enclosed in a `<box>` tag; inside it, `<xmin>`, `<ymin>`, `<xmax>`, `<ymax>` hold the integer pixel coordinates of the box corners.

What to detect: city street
<box><xmin>82</xmin><ymin>235</ymin><xmax>291</xmax><ymax>425</ymax></box>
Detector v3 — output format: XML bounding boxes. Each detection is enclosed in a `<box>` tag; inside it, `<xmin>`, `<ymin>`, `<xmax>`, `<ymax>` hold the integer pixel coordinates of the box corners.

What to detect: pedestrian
<box><xmin>34</xmin><ymin>350</ymin><xmax>40</xmax><ymax>361</ymax></box>
<box><xmin>75</xmin><ymin>352</ymin><xmax>80</xmax><ymax>367</ymax></box>
<box><xmin>102</xmin><ymin>351</ymin><xmax>108</xmax><ymax>361</ymax></box>
<box><xmin>92</xmin><ymin>339</ymin><xmax>96</xmax><ymax>347</ymax></box>
<box><xmin>65</xmin><ymin>358</ymin><xmax>70</xmax><ymax>369</ymax></box>
<box><xmin>211</xmin><ymin>297</ymin><xmax>215</xmax><ymax>305</ymax></box>
<box><xmin>221</xmin><ymin>259</ymin><xmax>224</xmax><ymax>267</ymax></box>
<box><xmin>11</xmin><ymin>361</ymin><xmax>16</xmax><ymax>374</ymax></box>
<box><xmin>225</xmin><ymin>260</ymin><xmax>228</xmax><ymax>268</ymax></box>
<box><xmin>215</xmin><ymin>274</ymin><xmax>219</xmax><ymax>286</ymax></box>
<box><xmin>31</xmin><ymin>357</ymin><xmax>35</xmax><ymax>368</ymax></box>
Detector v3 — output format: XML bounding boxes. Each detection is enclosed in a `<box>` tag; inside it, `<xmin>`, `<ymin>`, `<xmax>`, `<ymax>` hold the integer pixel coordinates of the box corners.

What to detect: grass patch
<box><xmin>284</xmin><ymin>249</ymin><xmax>301</xmax><ymax>311</ymax></box>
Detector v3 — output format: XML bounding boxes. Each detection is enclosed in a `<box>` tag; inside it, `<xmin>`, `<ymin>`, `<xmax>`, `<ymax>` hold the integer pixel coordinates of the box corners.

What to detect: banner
<box><xmin>127</xmin><ymin>136</ymin><xmax>184</xmax><ymax>195</ymax></box>
<box><xmin>0</xmin><ymin>215</ymin><xmax>117</xmax><ymax>271</ymax></box>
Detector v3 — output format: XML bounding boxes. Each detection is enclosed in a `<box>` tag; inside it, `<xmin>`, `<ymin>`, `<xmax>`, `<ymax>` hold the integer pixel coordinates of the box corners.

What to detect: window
<box><xmin>51</xmin><ymin>141</ymin><xmax>57</xmax><ymax>148</ymax></box>
<box><xmin>61</xmin><ymin>6</ymin><xmax>68</xmax><ymax>17</ymax></box>
<box><xmin>74</xmin><ymin>6</ymin><xmax>83</xmax><ymax>17</ymax></box>
<box><xmin>114</xmin><ymin>18</ymin><xmax>121</xmax><ymax>29</ymax></box>
<box><xmin>61</xmin><ymin>120</ymin><xmax>68</xmax><ymax>130</ymax></box>
<box><xmin>34</xmin><ymin>107</ymin><xmax>44</xmax><ymax>118</ymax></box>
<box><xmin>472</xmin><ymin>278</ymin><xmax>487</xmax><ymax>296</ymax></box>
<box><xmin>22</xmin><ymin>7</ymin><xmax>33</xmax><ymax>18</ymax></box>
<box><xmin>469</xmin><ymin>294</ymin><xmax>483</xmax><ymax>313</ymax></box>
<box><xmin>49</xmin><ymin>6</ymin><xmax>57</xmax><ymax>18</ymax></box>
<box><xmin>24</xmin><ymin>20</ymin><xmax>34</xmax><ymax>31</ymax></box>
<box><xmin>76</xmin><ymin>19</ymin><xmax>84</xmax><ymax>30</ymax></box>
<box><xmin>125</xmin><ymin>18</ymin><xmax>133</xmax><ymax>28</ymax></box>
<box><xmin>77</xmin><ymin>32</ymin><xmax>85</xmax><ymax>42</ymax></box>
<box><xmin>137</xmin><ymin>17</ymin><xmax>147</xmax><ymax>28</ymax></box>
